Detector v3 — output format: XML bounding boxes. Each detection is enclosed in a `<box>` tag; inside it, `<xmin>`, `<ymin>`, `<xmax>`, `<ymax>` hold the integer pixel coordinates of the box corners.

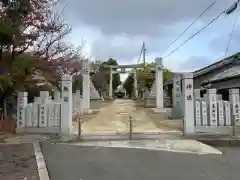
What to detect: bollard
<box><xmin>129</xmin><ymin>116</ymin><xmax>132</xmax><ymax>140</ymax></box>
<box><xmin>78</xmin><ymin>117</ymin><xmax>82</xmax><ymax>137</ymax></box>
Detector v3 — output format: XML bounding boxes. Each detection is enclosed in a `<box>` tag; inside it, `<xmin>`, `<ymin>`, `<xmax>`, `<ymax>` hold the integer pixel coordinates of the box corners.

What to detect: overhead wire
<box><xmin>159</xmin><ymin>1</ymin><xmax>217</xmax><ymax>56</ymax></box>
<box><xmin>162</xmin><ymin>0</ymin><xmax>240</xmax><ymax>59</ymax></box>
<box><xmin>224</xmin><ymin>13</ymin><xmax>240</xmax><ymax>59</ymax></box>
<box><xmin>162</xmin><ymin>11</ymin><xmax>225</xmax><ymax>59</ymax></box>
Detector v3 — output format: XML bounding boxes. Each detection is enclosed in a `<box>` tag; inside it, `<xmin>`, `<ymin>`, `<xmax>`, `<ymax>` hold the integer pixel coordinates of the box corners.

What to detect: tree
<box><xmin>0</xmin><ymin>0</ymin><xmax>85</xmax><ymax>89</ymax></box>
<box><xmin>123</xmin><ymin>62</ymin><xmax>172</xmax><ymax>96</ymax></box>
<box><xmin>0</xmin><ymin>0</ymin><xmax>86</xmax><ymax>118</ymax></box>
<box><xmin>91</xmin><ymin>58</ymin><xmax>121</xmax><ymax>95</ymax></box>
<box><xmin>104</xmin><ymin>58</ymin><xmax>121</xmax><ymax>91</ymax></box>
<box><xmin>123</xmin><ymin>73</ymin><xmax>134</xmax><ymax>98</ymax></box>
<box><xmin>91</xmin><ymin>60</ymin><xmax>108</xmax><ymax>95</ymax></box>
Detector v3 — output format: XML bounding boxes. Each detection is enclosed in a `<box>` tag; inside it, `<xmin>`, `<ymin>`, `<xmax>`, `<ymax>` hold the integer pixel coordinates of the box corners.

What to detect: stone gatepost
<box><xmin>109</xmin><ymin>68</ymin><xmax>113</xmax><ymax>99</ymax></box>
<box><xmin>133</xmin><ymin>69</ymin><xmax>138</xmax><ymax>99</ymax></box>
<box><xmin>17</xmin><ymin>92</ymin><xmax>28</xmax><ymax>128</ymax></box>
<box><xmin>61</xmin><ymin>75</ymin><xmax>73</xmax><ymax>135</ymax></box>
<box><xmin>182</xmin><ymin>73</ymin><xmax>195</xmax><ymax>135</ymax></box>
<box><xmin>207</xmin><ymin>89</ymin><xmax>218</xmax><ymax>126</ymax></box>
<box><xmin>82</xmin><ymin>59</ymin><xmax>90</xmax><ymax>112</ymax></box>
<box><xmin>229</xmin><ymin>89</ymin><xmax>240</xmax><ymax>136</ymax></box>
<box><xmin>155</xmin><ymin>58</ymin><xmax>163</xmax><ymax>109</ymax></box>
<box><xmin>171</xmin><ymin>73</ymin><xmax>182</xmax><ymax>118</ymax></box>
<box><xmin>76</xmin><ymin>90</ymin><xmax>82</xmax><ymax>116</ymax></box>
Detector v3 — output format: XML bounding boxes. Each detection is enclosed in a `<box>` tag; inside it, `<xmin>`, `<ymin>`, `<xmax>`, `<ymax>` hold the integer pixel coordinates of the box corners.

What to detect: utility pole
<box><xmin>142</xmin><ymin>42</ymin><xmax>146</xmax><ymax>64</ymax></box>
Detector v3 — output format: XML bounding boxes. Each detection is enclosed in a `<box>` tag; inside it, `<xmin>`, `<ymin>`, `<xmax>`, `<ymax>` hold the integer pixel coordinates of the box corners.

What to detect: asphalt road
<box><xmin>41</xmin><ymin>142</ymin><xmax>240</xmax><ymax>180</ymax></box>
<box><xmin>0</xmin><ymin>143</ymin><xmax>39</xmax><ymax>180</ymax></box>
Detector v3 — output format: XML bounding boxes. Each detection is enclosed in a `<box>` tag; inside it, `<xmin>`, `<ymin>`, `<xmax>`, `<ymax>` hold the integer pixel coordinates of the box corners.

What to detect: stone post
<box><xmin>207</xmin><ymin>89</ymin><xmax>218</xmax><ymax>126</ymax></box>
<box><xmin>182</xmin><ymin>73</ymin><xmax>195</xmax><ymax>135</ymax></box>
<box><xmin>82</xmin><ymin>59</ymin><xmax>90</xmax><ymax>111</ymax></box>
<box><xmin>155</xmin><ymin>58</ymin><xmax>163</xmax><ymax>109</ymax></box>
<box><xmin>61</xmin><ymin>75</ymin><xmax>73</xmax><ymax>135</ymax></box>
<box><xmin>76</xmin><ymin>90</ymin><xmax>81</xmax><ymax>116</ymax></box>
<box><xmin>172</xmin><ymin>73</ymin><xmax>182</xmax><ymax>117</ymax></box>
<box><xmin>40</xmin><ymin>91</ymin><xmax>49</xmax><ymax>104</ymax></box>
<box><xmin>17</xmin><ymin>92</ymin><xmax>28</xmax><ymax>128</ymax></box>
<box><xmin>54</xmin><ymin>88</ymin><xmax>61</xmax><ymax>101</ymax></box>
<box><xmin>79</xmin><ymin>98</ymin><xmax>84</xmax><ymax>116</ymax></box>
<box><xmin>133</xmin><ymin>70</ymin><xmax>138</xmax><ymax>99</ymax></box>
<box><xmin>109</xmin><ymin>68</ymin><xmax>113</xmax><ymax>99</ymax></box>
<box><xmin>229</xmin><ymin>89</ymin><xmax>240</xmax><ymax>135</ymax></box>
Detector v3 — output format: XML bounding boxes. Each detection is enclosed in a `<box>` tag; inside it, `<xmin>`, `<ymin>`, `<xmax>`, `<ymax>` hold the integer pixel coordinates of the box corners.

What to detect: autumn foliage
<box><xmin>0</xmin><ymin>0</ymin><xmax>86</xmax><ymax>113</ymax></box>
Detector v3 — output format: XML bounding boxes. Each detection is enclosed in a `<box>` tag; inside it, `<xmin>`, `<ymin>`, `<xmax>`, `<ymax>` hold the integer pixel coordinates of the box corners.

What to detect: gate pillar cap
<box><xmin>229</xmin><ymin>89</ymin><xmax>239</xmax><ymax>93</ymax></box>
<box><xmin>182</xmin><ymin>73</ymin><xmax>193</xmax><ymax>79</ymax></box>
<box><xmin>62</xmin><ymin>75</ymin><xmax>72</xmax><ymax>81</ymax></box>
<box><xmin>18</xmin><ymin>92</ymin><xmax>28</xmax><ymax>97</ymax></box>
<box><xmin>155</xmin><ymin>58</ymin><xmax>163</xmax><ymax>67</ymax></box>
<box><xmin>207</xmin><ymin>89</ymin><xmax>217</xmax><ymax>93</ymax></box>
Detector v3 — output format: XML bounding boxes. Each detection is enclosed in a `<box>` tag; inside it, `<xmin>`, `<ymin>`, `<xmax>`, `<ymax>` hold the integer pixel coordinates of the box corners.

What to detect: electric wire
<box><xmin>224</xmin><ymin>13</ymin><xmax>240</xmax><ymax>59</ymax></box>
<box><xmin>159</xmin><ymin>1</ymin><xmax>217</xmax><ymax>56</ymax></box>
<box><xmin>162</xmin><ymin>0</ymin><xmax>240</xmax><ymax>59</ymax></box>
<box><xmin>162</xmin><ymin>11</ymin><xmax>225</xmax><ymax>59</ymax></box>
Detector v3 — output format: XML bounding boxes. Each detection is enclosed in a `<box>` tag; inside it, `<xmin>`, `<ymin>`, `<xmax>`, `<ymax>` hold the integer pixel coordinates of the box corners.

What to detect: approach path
<box><xmin>79</xmin><ymin>99</ymin><xmax>178</xmax><ymax>134</ymax></box>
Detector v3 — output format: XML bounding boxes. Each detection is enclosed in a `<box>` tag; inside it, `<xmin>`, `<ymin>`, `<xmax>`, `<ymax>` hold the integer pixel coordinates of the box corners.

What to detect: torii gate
<box><xmin>102</xmin><ymin>58</ymin><xmax>164</xmax><ymax>109</ymax></box>
<box><xmin>103</xmin><ymin>63</ymin><xmax>146</xmax><ymax>99</ymax></box>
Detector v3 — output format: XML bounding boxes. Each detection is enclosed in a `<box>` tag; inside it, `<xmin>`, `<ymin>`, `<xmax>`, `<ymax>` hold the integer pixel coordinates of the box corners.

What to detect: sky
<box><xmin>59</xmin><ymin>0</ymin><xmax>240</xmax><ymax>81</ymax></box>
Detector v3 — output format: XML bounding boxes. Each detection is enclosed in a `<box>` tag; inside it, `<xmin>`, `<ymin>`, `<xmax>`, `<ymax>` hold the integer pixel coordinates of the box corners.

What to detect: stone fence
<box><xmin>16</xmin><ymin>91</ymin><xmax>61</xmax><ymax>134</ymax></box>
<box><xmin>182</xmin><ymin>73</ymin><xmax>240</xmax><ymax>136</ymax></box>
<box><xmin>16</xmin><ymin>76</ymin><xmax>73</xmax><ymax>135</ymax></box>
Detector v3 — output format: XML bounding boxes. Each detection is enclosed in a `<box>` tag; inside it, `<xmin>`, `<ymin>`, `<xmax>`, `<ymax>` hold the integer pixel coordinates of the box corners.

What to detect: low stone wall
<box><xmin>144</xmin><ymin>97</ymin><xmax>155</xmax><ymax>108</ymax></box>
<box><xmin>164</xmin><ymin>97</ymin><xmax>172</xmax><ymax>108</ymax></box>
<box><xmin>90</xmin><ymin>98</ymin><xmax>102</xmax><ymax>109</ymax></box>
<box><xmin>144</xmin><ymin>96</ymin><xmax>172</xmax><ymax>108</ymax></box>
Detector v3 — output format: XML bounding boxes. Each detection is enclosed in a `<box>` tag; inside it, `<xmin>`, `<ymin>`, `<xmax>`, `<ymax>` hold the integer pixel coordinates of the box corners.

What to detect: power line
<box><xmin>159</xmin><ymin>1</ymin><xmax>217</xmax><ymax>56</ymax></box>
<box><xmin>162</xmin><ymin>0</ymin><xmax>240</xmax><ymax>59</ymax></box>
<box><xmin>224</xmin><ymin>13</ymin><xmax>240</xmax><ymax>59</ymax></box>
<box><xmin>162</xmin><ymin>11</ymin><xmax>224</xmax><ymax>59</ymax></box>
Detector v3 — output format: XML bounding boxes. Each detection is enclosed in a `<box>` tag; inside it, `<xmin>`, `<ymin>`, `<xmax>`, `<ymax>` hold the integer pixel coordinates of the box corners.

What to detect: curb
<box><xmin>197</xmin><ymin>139</ymin><xmax>240</xmax><ymax>147</ymax></box>
<box><xmin>33</xmin><ymin>141</ymin><xmax>50</xmax><ymax>180</ymax></box>
<box><xmin>50</xmin><ymin>132</ymin><xmax>183</xmax><ymax>143</ymax></box>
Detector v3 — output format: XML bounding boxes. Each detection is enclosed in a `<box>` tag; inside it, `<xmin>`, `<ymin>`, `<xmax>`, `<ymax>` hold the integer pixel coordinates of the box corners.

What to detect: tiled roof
<box><xmin>193</xmin><ymin>52</ymin><xmax>240</xmax><ymax>77</ymax></box>
<box><xmin>205</xmin><ymin>65</ymin><xmax>240</xmax><ymax>83</ymax></box>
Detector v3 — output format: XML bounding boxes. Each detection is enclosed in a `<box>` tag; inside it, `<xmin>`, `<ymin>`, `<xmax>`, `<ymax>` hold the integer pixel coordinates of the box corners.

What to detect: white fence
<box><xmin>182</xmin><ymin>73</ymin><xmax>240</xmax><ymax>136</ymax></box>
<box><xmin>16</xmin><ymin>91</ymin><xmax>61</xmax><ymax>133</ymax></box>
<box><xmin>193</xmin><ymin>89</ymin><xmax>237</xmax><ymax>134</ymax></box>
<box><xmin>16</xmin><ymin>75</ymin><xmax>74</xmax><ymax>135</ymax></box>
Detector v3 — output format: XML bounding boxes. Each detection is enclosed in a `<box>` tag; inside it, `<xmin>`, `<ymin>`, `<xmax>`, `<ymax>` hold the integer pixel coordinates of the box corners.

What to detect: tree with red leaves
<box><xmin>0</xmin><ymin>0</ymin><xmax>86</xmax><ymax>118</ymax></box>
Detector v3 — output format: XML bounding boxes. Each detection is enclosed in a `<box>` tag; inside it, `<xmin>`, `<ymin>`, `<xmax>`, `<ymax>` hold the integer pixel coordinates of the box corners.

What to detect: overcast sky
<box><xmin>59</xmin><ymin>0</ymin><xmax>240</xmax><ymax>80</ymax></box>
